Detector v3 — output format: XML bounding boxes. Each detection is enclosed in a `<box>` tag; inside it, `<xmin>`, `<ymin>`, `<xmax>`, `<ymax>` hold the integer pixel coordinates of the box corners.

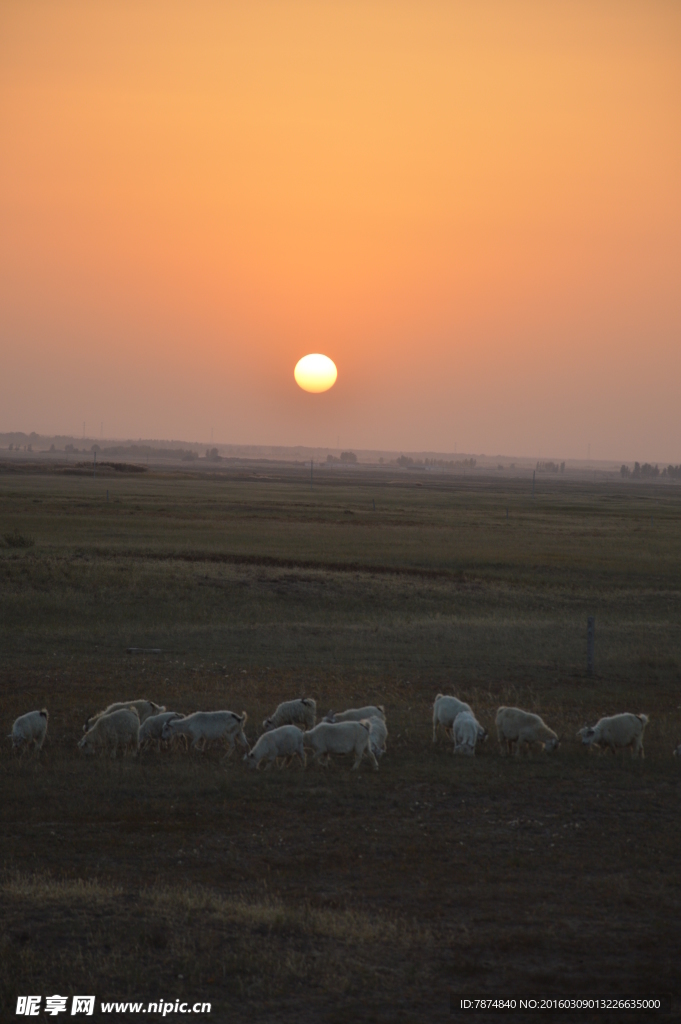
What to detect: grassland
<box><xmin>1</xmin><ymin>463</ymin><xmax>680</xmax><ymax>1022</ymax></box>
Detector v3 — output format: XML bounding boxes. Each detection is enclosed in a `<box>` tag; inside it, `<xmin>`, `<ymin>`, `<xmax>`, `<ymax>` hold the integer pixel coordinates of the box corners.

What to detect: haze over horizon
<box><xmin>0</xmin><ymin>428</ymin><xmax>675</xmax><ymax>470</ymax></box>
<box><xmin>1</xmin><ymin>2</ymin><xmax>680</xmax><ymax>463</ymax></box>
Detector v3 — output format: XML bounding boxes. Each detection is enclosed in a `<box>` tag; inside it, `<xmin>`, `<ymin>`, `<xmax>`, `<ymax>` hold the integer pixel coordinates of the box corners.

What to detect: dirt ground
<box><xmin>1</xmin><ymin>466</ymin><xmax>681</xmax><ymax>1022</ymax></box>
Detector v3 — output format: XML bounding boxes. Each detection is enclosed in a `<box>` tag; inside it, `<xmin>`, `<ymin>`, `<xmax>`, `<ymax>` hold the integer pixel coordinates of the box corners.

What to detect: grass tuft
<box><xmin>3</xmin><ymin>528</ymin><xmax>34</xmax><ymax>548</ymax></box>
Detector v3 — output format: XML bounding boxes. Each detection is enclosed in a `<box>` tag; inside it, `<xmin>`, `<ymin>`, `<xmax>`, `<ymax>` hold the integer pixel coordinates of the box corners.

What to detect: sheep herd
<box><xmin>7</xmin><ymin>698</ymin><xmax>388</xmax><ymax>770</ymax></box>
<box><xmin>7</xmin><ymin>693</ymin><xmax>670</xmax><ymax>768</ymax></box>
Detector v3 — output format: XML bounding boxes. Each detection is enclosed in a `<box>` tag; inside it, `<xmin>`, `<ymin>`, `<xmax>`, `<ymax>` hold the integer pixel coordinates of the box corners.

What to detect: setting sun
<box><xmin>294</xmin><ymin>354</ymin><xmax>338</xmax><ymax>394</ymax></box>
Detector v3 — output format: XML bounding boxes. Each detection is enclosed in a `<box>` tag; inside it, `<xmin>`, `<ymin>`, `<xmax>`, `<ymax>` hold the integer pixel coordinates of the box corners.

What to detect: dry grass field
<box><xmin>1</xmin><ymin>463</ymin><xmax>681</xmax><ymax>1022</ymax></box>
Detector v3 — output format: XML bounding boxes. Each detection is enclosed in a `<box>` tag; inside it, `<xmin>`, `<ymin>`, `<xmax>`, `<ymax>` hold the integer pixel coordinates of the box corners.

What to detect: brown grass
<box><xmin>1</xmin><ymin>467</ymin><xmax>680</xmax><ymax>1021</ymax></box>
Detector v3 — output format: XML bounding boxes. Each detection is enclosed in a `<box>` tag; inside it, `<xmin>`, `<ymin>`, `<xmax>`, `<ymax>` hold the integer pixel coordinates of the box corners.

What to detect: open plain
<box><xmin>1</xmin><ymin>463</ymin><xmax>681</xmax><ymax>1022</ymax></box>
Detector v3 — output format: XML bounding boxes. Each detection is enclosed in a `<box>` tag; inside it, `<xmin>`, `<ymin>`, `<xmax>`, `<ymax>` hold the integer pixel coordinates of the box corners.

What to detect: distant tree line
<box><xmin>3</xmin><ymin>431</ymin><xmax>39</xmax><ymax>451</ymax></box>
<box><xmin>76</xmin><ymin>461</ymin><xmax>147</xmax><ymax>473</ymax></box>
<box><xmin>326</xmin><ymin>451</ymin><xmax>357</xmax><ymax>463</ymax></box>
<box><xmin>86</xmin><ymin>444</ymin><xmax>203</xmax><ymax>460</ymax></box>
<box><xmin>620</xmin><ymin>462</ymin><xmax>681</xmax><ymax>479</ymax></box>
<box><xmin>394</xmin><ymin>456</ymin><xmax>477</xmax><ymax>469</ymax></box>
<box><xmin>326</xmin><ymin>452</ymin><xmax>479</xmax><ymax>469</ymax></box>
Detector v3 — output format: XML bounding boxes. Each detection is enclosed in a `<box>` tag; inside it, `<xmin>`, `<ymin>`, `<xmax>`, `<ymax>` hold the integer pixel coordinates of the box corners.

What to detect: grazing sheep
<box><xmin>452</xmin><ymin>710</ymin><xmax>487</xmax><ymax>756</ymax></box>
<box><xmin>324</xmin><ymin>705</ymin><xmax>385</xmax><ymax>724</ymax></box>
<box><xmin>575</xmin><ymin>725</ymin><xmax>611</xmax><ymax>755</ymax></box>
<box><xmin>78</xmin><ymin>708</ymin><xmax>140</xmax><ymax>758</ymax></box>
<box><xmin>262</xmin><ymin>698</ymin><xmax>316</xmax><ymax>732</ymax></box>
<box><xmin>366</xmin><ymin>715</ymin><xmax>388</xmax><ymax>759</ymax></box>
<box><xmin>578</xmin><ymin>713</ymin><xmax>648</xmax><ymax>758</ymax></box>
<box><xmin>304</xmin><ymin>721</ymin><xmax>378</xmax><ymax>770</ymax></box>
<box><xmin>9</xmin><ymin>709</ymin><xmax>49</xmax><ymax>753</ymax></box>
<box><xmin>83</xmin><ymin>699</ymin><xmax>165</xmax><ymax>732</ymax></box>
<box><xmin>138</xmin><ymin>712</ymin><xmax>184</xmax><ymax>752</ymax></box>
<box><xmin>432</xmin><ymin>694</ymin><xmax>473</xmax><ymax>743</ymax></box>
<box><xmin>161</xmin><ymin>710</ymin><xmax>249</xmax><ymax>758</ymax></box>
<box><xmin>495</xmin><ymin>707</ymin><xmax>560</xmax><ymax>757</ymax></box>
<box><xmin>244</xmin><ymin>725</ymin><xmax>306</xmax><ymax>771</ymax></box>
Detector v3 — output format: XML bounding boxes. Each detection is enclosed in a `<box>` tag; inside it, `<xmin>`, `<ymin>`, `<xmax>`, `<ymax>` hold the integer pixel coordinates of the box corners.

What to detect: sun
<box><xmin>294</xmin><ymin>353</ymin><xmax>337</xmax><ymax>393</ymax></box>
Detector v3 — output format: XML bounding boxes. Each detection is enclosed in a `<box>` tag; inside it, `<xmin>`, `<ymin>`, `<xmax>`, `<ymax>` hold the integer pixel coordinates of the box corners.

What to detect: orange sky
<box><xmin>1</xmin><ymin>1</ymin><xmax>680</xmax><ymax>459</ymax></box>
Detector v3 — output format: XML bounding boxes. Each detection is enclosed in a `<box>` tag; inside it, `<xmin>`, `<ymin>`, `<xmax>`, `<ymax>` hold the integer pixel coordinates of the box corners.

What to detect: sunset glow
<box><xmin>0</xmin><ymin>2</ymin><xmax>679</xmax><ymax>458</ymax></box>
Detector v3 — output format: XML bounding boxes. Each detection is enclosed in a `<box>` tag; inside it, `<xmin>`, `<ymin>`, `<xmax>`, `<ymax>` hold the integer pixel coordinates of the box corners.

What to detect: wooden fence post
<box><xmin>587</xmin><ymin>616</ymin><xmax>595</xmax><ymax>676</ymax></box>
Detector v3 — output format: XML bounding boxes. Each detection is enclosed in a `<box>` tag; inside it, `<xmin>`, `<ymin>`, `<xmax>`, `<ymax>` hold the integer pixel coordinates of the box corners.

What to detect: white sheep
<box><xmin>495</xmin><ymin>706</ymin><xmax>560</xmax><ymax>757</ymax></box>
<box><xmin>138</xmin><ymin>712</ymin><xmax>184</xmax><ymax>752</ymax></box>
<box><xmin>244</xmin><ymin>725</ymin><xmax>306</xmax><ymax>770</ymax></box>
<box><xmin>78</xmin><ymin>708</ymin><xmax>140</xmax><ymax>758</ymax></box>
<box><xmin>365</xmin><ymin>715</ymin><xmax>388</xmax><ymax>759</ymax></box>
<box><xmin>452</xmin><ymin>710</ymin><xmax>487</xmax><ymax>756</ymax></box>
<box><xmin>304</xmin><ymin>721</ymin><xmax>378</xmax><ymax>770</ymax></box>
<box><xmin>83</xmin><ymin>699</ymin><xmax>165</xmax><ymax>732</ymax></box>
<box><xmin>577</xmin><ymin>713</ymin><xmax>648</xmax><ymax>758</ymax></box>
<box><xmin>9</xmin><ymin>709</ymin><xmax>49</xmax><ymax>753</ymax></box>
<box><xmin>161</xmin><ymin>710</ymin><xmax>249</xmax><ymax>758</ymax></box>
<box><xmin>324</xmin><ymin>705</ymin><xmax>385</xmax><ymax>723</ymax></box>
<box><xmin>262</xmin><ymin>698</ymin><xmax>316</xmax><ymax>732</ymax></box>
<box><xmin>432</xmin><ymin>694</ymin><xmax>473</xmax><ymax>742</ymax></box>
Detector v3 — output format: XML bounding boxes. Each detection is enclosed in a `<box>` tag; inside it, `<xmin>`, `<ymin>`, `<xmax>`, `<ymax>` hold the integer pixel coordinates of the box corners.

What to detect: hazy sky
<box><xmin>1</xmin><ymin>1</ymin><xmax>680</xmax><ymax>460</ymax></box>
